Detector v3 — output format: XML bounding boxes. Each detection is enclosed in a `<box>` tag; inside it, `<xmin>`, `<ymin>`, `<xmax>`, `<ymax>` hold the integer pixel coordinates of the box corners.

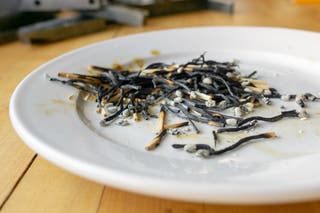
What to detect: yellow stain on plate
<box><xmin>51</xmin><ymin>99</ymin><xmax>75</xmax><ymax>107</ymax></box>
<box><xmin>38</xmin><ymin>99</ymin><xmax>75</xmax><ymax>116</ymax></box>
<box><xmin>218</xmin><ymin>132</ymin><xmax>249</xmax><ymax>143</ymax></box>
<box><xmin>112</xmin><ymin>63</ymin><xmax>123</xmax><ymax>71</ymax></box>
<box><xmin>175</xmin><ymin>133</ymin><xmax>213</xmax><ymax>145</ymax></box>
<box><xmin>123</xmin><ymin>57</ymin><xmax>145</xmax><ymax>71</ymax></box>
<box><xmin>253</xmin><ymin>143</ymin><xmax>304</xmax><ymax>158</ymax></box>
<box><xmin>87</xmin><ymin>69</ymin><xmax>101</xmax><ymax>76</ymax></box>
<box><xmin>43</xmin><ymin>108</ymin><xmax>59</xmax><ymax>116</ymax></box>
<box><xmin>133</xmin><ymin>57</ymin><xmax>145</xmax><ymax>68</ymax></box>
<box><xmin>150</xmin><ymin>49</ymin><xmax>160</xmax><ymax>56</ymax></box>
<box><xmin>176</xmin><ymin>133</ymin><xmax>200</xmax><ymax>140</ymax></box>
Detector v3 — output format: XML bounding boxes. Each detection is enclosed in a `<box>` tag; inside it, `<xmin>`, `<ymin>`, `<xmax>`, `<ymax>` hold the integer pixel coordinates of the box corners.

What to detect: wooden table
<box><xmin>1</xmin><ymin>0</ymin><xmax>320</xmax><ymax>212</ymax></box>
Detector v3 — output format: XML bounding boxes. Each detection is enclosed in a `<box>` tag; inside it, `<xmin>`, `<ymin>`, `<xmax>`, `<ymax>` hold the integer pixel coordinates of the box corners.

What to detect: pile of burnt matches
<box><xmin>49</xmin><ymin>54</ymin><xmax>319</xmax><ymax>158</ymax></box>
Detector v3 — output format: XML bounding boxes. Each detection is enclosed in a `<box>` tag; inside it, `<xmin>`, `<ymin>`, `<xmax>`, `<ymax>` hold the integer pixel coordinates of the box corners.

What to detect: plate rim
<box><xmin>9</xmin><ymin>26</ymin><xmax>320</xmax><ymax>204</ymax></box>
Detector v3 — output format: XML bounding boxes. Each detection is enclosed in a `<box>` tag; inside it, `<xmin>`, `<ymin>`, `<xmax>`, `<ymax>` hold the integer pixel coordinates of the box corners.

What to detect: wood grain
<box><xmin>1</xmin><ymin>0</ymin><xmax>320</xmax><ymax>212</ymax></box>
<box><xmin>0</xmin><ymin>42</ymin><xmax>39</xmax><ymax>207</ymax></box>
<box><xmin>1</xmin><ymin>157</ymin><xmax>104</xmax><ymax>213</ymax></box>
<box><xmin>97</xmin><ymin>186</ymin><xmax>320</xmax><ymax>213</ymax></box>
<box><xmin>0</xmin><ymin>28</ymin><xmax>118</xmax><ymax>209</ymax></box>
<box><xmin>98</xmin><ymin>187</ymin><xmax>204</xmax><ymax>213</ymax></box>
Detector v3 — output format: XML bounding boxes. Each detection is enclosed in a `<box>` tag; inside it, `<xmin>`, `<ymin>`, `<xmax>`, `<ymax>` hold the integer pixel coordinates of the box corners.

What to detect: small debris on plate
<box><xmin>49</xmin><ymin>54</ymin><xmax>319</xmax><ymax>158</ymax></box>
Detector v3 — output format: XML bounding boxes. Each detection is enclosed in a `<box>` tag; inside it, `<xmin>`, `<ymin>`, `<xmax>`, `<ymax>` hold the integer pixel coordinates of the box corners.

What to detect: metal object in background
<box><xmin>86</xmin><ymin>4</ymin><xmax>149</xmax><ymax>26</ymax></box>
<box><xmin>0</xmin><ymin>0</ymin><xmax>234</xmax><ymax>44</ymax></box>
<box><xmin>18</xmin><ymin>0</ymin><xmax>108</xmax><ymax>11</ymax></box>
<box><xmin>127</xmin><ymin>0</ymin><xmax>208</xmax><ymax>16</ymax></box>
<box><xmin>115</xmin><ymin>0</ymin><xmax>154</xmax><ymax>5</ymax></box>
<box><xmin>115</xmin><ymin>0</ymin><xmax>234</xmax><ymax>15</ymax></box>
<box><xmin>18</xmin><ymin>16</ymin><xmax>106</xmax><ymax>43</ymax></box>
<box><xmin>207</xmin><ymin>0</ymin><xmax>234</xmax><ymax>14</ymax></box>
<box><xmin>0</xmin><ymin>0</ymin><xmax>22</xmax><ymax>17</ymax></box>
<box><xmin>0</xmin><ymin>30</ymin><xmax>17</xmax><ymax>44</ymax></box>
<box><xmin>0</xmin><ymin>12</ymin><xmax>55</xmax><ymax>44</ymax></box>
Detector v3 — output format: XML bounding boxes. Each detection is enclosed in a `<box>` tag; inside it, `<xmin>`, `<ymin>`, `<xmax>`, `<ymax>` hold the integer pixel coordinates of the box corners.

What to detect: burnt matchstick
<box><xmin>145</xmin><ymin>129</ymin><xmax>167</xmax><ymax>151</ymax></box>
<box><xmin>49</xmin><ymin>77</ymin><xmax>97</xmax><ymax>95</ymax></box>
<box><xmin>172</xmin><ymin>132</ymin><xmax>277</xmax><ymax>157</ymax></box>
<box><xmin>146</xmin><ymin>105</ymin><xmax>189</xmax><ymax>151</ymax></box>
<box><xmin>50</xmin><ymin>54</ymin><xmax>317</xmax><ymax>158</ymax></box>
<box><xmin>146</xmin><ymin>121</ymin><xmax>189</xmax><ymax>151</ymax></box>
<box><xmin>145</xmin><ymin>107</ymin><xmax>167</xmax><ymax>151</ymax></box>
<box><xmin>58</xmin><ymin>72</ymin><xmax>102</xmax><ymax>84</ymax></box>
<box><xmin>89</xmin><ymin>65</ymin><xmax>113</xmax><ymax>72</ymax></box>
<box><xmin>159</xmin><ymin>106</ymin><xmax>166</xmax><ymax>132</ymax></box>
<box><xmin>164</xmin><ymin>121</ymin><xmax>189</xmax><ymax>129</ymax></box>
<box><xmin>217</xmin><ymin>120</ymin><xmax>258</xmax><ymax>133</ymax></box>
<box><xmin>155</xmin><ymin>121</ymin><xmax>189</xmax><ymax>135</ymax></box>
<box><xmin>212</xmin><ymin>132</ymin><xmax>277</xmax><ymax>155</ymax></box>
<box><xmin>212</xmin><ymin>130</ymin><xmax>218</xmax><ymax>148</ymax></box>
<box><xmin>237</xmin><ymin>110</ymin><xmax>299</xmax><ymax>126</ymax></box>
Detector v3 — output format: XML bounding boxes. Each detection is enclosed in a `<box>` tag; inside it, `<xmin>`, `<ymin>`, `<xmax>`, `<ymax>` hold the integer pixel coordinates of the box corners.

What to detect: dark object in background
<box><xmin>121</xmin><ymin>0</ymin><xmax>234</xmax><ymax>16</ymax></box>
<box><xmin>207</xmin><ymin>0</ymin><xmax>234</xmax><ymax>13</ymax></box>
<box><xmin>0</xmin><ymin>0</ymin><xmax>234</xmax><ymax>45</ymax></box>
<box><xmin>18</xmin><ymin>15</ymin><xmax>107</xmax><ymax>44</ymax></box>
<box><xmin>129</xmin><ymin>0</ymin><xmax>208</xmax><ymax>16</ymax></box>
<box><xmin>85</xmin><ymin>4</ymin><xmax>149</xmax><ymax>26</ymax></box>
<box><xmin>18</xmin><ymin>0</ymin><xmax>107</xmax><ymax>11</ymax></box>
<box><xmin>0</xmin><ymin>12</ymin><xmax>55</xmax><ymax>44</ymax></box>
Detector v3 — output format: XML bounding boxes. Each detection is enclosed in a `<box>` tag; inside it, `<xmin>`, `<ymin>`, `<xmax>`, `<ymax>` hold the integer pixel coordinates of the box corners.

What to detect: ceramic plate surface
<box><xmin>10</xmin><ymin>27</ymin><xmax>320</xmax><ymax>204</ymax></box>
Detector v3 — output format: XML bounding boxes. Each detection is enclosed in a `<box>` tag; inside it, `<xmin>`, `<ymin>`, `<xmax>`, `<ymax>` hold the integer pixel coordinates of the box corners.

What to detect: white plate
<box><xmin>10</xmin><ymin>27</ymin><xmax>320</xmax><ymax>204</ymax></box>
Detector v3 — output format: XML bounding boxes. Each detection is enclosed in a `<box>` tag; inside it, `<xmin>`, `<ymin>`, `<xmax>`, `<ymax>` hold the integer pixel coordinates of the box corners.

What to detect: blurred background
<box><xmin>0</xmin><ymin>0</ymin><xmax>232</xmax><ymax>44</ymax></box>
<box><xmin>1</xmin><ymin>0</ymin><xmax>319</xmax><ymax>45</ymax></box>
<box><xmin>2</xmin><ymin>0</ymin><xmax>320</xmax><ymax>46</ymax></box>
<box><xmin>1</xmin><ymin>1</ymin><xmax>320</xmax><ymax>212</ymax></box>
